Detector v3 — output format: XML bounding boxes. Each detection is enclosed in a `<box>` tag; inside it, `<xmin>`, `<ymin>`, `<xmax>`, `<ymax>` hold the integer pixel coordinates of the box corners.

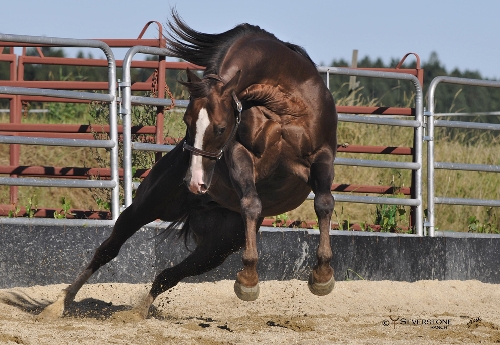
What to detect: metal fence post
<box><xmin>427</xmin><ymin>83</ymin><xmax>437</xmax><ymax>237</ymax></box>
<box><xmin>413</xmin><ymin>75</ymin><xmax>424</xmax><ymax>236</ymax></box>
<box><xmin>121</xmin><ymin>46</ymin><xmax>171</xmax><ymax>207</ymax></box>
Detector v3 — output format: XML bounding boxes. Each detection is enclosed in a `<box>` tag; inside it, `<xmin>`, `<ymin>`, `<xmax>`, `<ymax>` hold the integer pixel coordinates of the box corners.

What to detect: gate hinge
<box><xmin>119</xmin><ymin>107</ymin><xmax>130</xmax><ymax>115</ymax></box>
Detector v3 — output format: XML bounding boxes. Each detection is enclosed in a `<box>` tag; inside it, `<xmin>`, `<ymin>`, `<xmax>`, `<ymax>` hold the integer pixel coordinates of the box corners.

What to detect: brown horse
<box><xmin>39</xmin><ymin>12</ymin><xmax>337</xmax><ymax>319</ymax></box>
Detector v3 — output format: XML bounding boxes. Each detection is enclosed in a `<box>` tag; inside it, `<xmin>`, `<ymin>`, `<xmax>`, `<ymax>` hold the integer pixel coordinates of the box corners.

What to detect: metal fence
<box><xmin>425</xmin><ymin>76</ymin><xmax>500</xmax><ymax>237</ymax></box>
<box><xmin>0</xmin><ymin>34</ymin><xmax>119</xmax><ymax>225</ymax></box>
<box><xmin>120</xmin><ymin>60</ymin><xmax>425</xmax><ymax>235</ymax></box>
<box><xmin>0</xmin><ymin>27</ymin><xmax>199</xmax><ymax>225</ymax></box>
<box><xmin>318</xmin><ymin>67</ymin><xmax>424</xmax><ymax>236</ymax></box>
<box><xmin>0</xmin><ymin>22</ymin><xmax>199</xmax><ymax>212</ymax></box>
<box><xmin>2</xmin><ymin>34</ymin><xmax>499</xmax><ymax>236</ymax></box>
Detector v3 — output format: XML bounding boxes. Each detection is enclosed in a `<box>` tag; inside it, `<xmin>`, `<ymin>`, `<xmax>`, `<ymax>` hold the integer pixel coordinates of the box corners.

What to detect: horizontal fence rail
<box><xmin>433</xmin><ymin>119</ymin><xmax>500</xmax><ymax>131</ymax></box>
<box><xmin>308</xmin><ymin>193</ymin><xmax>421</xmax><ymax>206</ymax></box>
<box><xmin>433</xmin><ymin>197</ymin><xmax>500</xmax><ymax>208</ymax></box>
<box><xmin>0</xmin><ymin>135</ymin><xmax>115</xmax><ymax>148</ymax></box>
<box><xmin>434</xmin><ymin>162</ymin><xmax>500</xmax><ymax>173</ymax></box>
<box><xmin>338</xmin><ymin>113</ymin><xmax>421</xmax><ymax>127</ymax></box>
<box><xmin>334</xmin><ymin>158</ymin><xmax>420</xmax><ymax>170</ymax></box>
<box><xmin>426</xmin><ymin>76</ymin><xmax>500</xmax><ymax>237</ymax></box>
<box><xmin>0</xmin><ymin>177</ymin><xmax>116</xmax><ymax>188</ymax></box>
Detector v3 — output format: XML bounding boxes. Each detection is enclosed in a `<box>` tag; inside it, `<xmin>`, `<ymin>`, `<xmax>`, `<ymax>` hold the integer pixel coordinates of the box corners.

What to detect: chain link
<box><xmin>151</xmin><ymin>69</ymin><xmax>175</xmax><ymax>110</ymax></box>
<box><xmin>21</xmin><ymin>101</ymin><xmax>30</xmax><ymax>118</ymax></box>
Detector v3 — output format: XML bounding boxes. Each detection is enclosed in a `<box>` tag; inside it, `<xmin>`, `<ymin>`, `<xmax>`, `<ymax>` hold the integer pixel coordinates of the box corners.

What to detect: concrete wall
<box><xmin>0</xmin><ymin>223</ymin><xmax>499</xmax><ymax>289</ymax></box>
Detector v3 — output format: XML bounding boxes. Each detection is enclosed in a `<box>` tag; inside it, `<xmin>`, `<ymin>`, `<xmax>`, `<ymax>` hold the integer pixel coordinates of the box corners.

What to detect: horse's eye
<box><xmin>214</xmin><ymin>126</ymin><xmax>226</xmax><ymax>136</ymax></box>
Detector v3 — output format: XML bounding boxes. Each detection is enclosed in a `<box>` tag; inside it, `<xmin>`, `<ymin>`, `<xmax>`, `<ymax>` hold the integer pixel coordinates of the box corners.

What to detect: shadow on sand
<box><xmin>0</xmin><ymin>290</ymin><xmax>137</xmax><ymax>320</ymax></box>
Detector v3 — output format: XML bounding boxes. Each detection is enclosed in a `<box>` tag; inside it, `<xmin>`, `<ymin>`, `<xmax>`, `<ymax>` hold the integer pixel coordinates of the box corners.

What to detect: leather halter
<box><xmin>182</xmin><ymin>74</ymin><xmax>242</xmax><ymax>160</ymax></box>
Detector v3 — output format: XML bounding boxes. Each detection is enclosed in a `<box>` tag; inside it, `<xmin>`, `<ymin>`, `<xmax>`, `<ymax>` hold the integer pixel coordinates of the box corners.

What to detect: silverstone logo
<box><xmin>382</xmin><ymin>316</ymin><xmax>451</xmax><ymax>329</ymax></box>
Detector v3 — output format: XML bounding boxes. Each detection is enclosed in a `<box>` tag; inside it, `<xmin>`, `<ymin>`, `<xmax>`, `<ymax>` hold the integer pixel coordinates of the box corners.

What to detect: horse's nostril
<box><xmin>199</xmin><ymin>184</ymin><xmax>208</xmax><ymax>194</ymax></box>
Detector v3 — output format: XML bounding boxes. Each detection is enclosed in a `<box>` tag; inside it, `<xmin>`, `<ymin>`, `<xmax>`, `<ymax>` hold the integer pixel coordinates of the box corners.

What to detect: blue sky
<box><xmin>1</xmin><ymin>0</ymin><xmax>499</xmax><ymax>80</ymax></box>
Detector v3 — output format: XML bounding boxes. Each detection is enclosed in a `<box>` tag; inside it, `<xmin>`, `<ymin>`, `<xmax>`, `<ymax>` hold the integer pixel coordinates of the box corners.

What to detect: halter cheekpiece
<box><xmin>182</xmin><ymin>74</ymin><xmax>242</xmax><ymax>160</ymax></box>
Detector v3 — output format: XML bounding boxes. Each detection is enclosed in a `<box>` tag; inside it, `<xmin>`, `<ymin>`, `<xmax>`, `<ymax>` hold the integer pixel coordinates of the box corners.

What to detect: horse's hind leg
<box><xmin>308</xmin><ymin>159</ymin><xmax>335</xmax><ymax>296</ymax></box>
<box><xmin>119</xmin><ymin>207</ymin><xmax>246</xmax><ymax>319</ymax></box>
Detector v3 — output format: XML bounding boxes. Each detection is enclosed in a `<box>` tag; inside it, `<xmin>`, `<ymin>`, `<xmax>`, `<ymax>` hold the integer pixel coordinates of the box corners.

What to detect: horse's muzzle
<box><xmin>183</xmin><ymin>175</ymin><xmax>208</xmax><ymax>195</ymax></box>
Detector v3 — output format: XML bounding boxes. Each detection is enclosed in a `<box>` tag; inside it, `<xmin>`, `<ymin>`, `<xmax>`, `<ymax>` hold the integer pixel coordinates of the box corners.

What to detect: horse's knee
<box><xmin>114</xmin><ymin>204</ymin><xmax>144</xmax><ymax>230</ymax></box>
<box><xmin>241</xmin><ymin>194</ymin><xmax>262</xmax><ymax>220</ymax></box>
<box><xmin>314</xmin><ymin>192</ymin><xmax>334</xmax><ymax>218</ymax></box>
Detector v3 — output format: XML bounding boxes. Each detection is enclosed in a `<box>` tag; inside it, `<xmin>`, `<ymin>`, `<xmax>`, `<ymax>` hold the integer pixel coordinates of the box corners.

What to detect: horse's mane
<box><xmin>164</xmin><ymin>10</ymin><xmax>315</xmax><ymax>76</ymax></box>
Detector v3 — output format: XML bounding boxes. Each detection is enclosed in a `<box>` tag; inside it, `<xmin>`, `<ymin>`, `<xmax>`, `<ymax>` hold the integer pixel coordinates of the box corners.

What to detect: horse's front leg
<box><xmin>37</xmin><ymin>204</ymin><xmax>154</xmax><ymax>319</ymax></box>
<box><xmin>38</xmin><ymin>143</ymin><xmax>190</xmax><ymax>319</ymax></box>
<box><xmin>308</xmin><ymin>158</ymin><xmax>336</xmax><ymax>296</ymax></box>
<box><xmin>226</xmin><ymin>144</ymin><xmax>262</xmax><ymax>301</ymax></box>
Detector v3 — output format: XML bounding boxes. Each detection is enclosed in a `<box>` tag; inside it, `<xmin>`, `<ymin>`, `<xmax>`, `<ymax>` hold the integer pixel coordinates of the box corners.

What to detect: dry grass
<box><xmin>430</xmin><ymin>128</ymin><xmax>499</xmax><ymax>231</ymax></box>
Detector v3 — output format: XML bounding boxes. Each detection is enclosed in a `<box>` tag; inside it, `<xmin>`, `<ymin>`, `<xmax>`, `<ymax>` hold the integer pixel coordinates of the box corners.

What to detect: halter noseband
<box><xmin>182</xmin><ymin>74</ymin><xmax>243</xmax><ymax>160</ymax></box>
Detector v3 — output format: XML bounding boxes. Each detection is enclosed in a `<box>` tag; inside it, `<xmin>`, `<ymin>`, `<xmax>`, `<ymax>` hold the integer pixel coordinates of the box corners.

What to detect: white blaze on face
<box><xmin>189</xmin><ymin>107</ymin><xmax>210</xmax><ymax>193</ymax></box>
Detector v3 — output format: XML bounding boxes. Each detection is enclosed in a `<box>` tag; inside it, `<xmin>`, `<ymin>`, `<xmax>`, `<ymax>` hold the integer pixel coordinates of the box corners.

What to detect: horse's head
<box><xmin>181</xmin><ymin>69</ymin><xmax>242</xmax><ymax>194</ymax></box>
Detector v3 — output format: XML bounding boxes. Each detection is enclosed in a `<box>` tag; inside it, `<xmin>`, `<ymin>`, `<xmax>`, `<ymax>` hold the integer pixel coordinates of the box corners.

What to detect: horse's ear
<box><xmin>186</xmin><ymin>68</ymin><xmax>202</xmax><ymax>83</ymax></box>
<box><xmin>222</xmin><ymin>70</ymin><xmax>241</xmax><ymax>95</ymax></box>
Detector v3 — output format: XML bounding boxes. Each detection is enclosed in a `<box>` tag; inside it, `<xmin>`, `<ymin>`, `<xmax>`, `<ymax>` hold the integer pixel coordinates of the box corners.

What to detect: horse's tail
<box><xmin>154</xmin><ymin>212</ymin><xmax>195</xmax><ymax>251</ymax></box>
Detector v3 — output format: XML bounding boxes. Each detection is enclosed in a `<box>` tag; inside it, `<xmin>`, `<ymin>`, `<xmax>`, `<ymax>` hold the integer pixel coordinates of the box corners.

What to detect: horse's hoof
<box><xmin>112</xmin><ymin>309</ymin><xmax>147</xmax><ymax>322</ymax></box>
<box><xmin>36</xmin><ymin>295</ymin><xmax>66</xmax><ymax>320</ymax></box>
<box><xmin>112</xmin><ymin>293</ymin><xmax>153</xmax><ymax>322</ymax></box>
<box><xmin>234</xmin><ymin>281</ymin><xmax>260</xmax><ymax>301</ymax></box>
<box><xmin>308</xmin><ymin>272</ymin><xmax>335</xmax><ymax>296</ymax></box>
